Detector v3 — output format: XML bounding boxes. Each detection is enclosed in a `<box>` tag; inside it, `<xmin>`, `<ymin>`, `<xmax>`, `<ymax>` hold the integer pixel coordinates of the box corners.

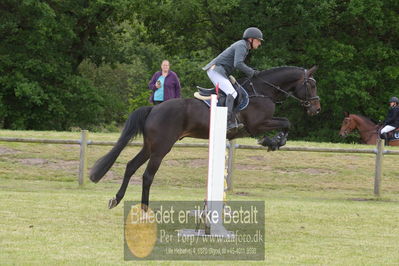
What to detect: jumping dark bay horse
<box><xmin>339</xmin><ymin>112</ymin><xmax>399</xmax><ymax>145</ymax></box>
<box><xmin>90</xmin><ymin>66</ymin><xmax>321</xmax><ymax>210</ymax></box>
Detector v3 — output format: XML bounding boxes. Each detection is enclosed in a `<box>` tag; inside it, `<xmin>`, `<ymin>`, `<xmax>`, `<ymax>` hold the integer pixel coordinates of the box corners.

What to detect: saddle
<box><xmin>386</xmin><ymin>128</ymin><xmax>399</xmax><ymax>141</ymax></box>
<box><xmin>194</xmin><ymin>76</ymin><xmax>249</xmax><ymax>111</ymax></box>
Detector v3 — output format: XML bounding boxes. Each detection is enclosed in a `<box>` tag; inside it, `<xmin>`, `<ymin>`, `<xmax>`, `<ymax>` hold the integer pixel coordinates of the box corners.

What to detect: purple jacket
<box><xmin>148</xmin><ymin>70</ymin><xmax>181</xmax><ymax>103</ymax></box>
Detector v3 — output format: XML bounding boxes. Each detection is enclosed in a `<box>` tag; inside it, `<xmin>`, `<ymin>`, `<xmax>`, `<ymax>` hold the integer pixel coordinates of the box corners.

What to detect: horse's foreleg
<box><xmin>109</xmin><ymin>147</ymin><xmax>150</xmax><ymax>209</ymax></box>
<box><xmin>256</xmin><ymin>117</ymin><xmax>290</xmax><ymax>151</ymax></box>
<box><xmin>270</xmin><ymin>117</ymin><xmax>290</xmax><ymax>146</ymax></box>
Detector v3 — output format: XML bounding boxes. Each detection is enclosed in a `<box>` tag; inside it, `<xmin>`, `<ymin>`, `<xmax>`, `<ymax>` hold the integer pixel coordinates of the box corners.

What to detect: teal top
<box><xmin>154</xmin><ymin>75</ymin><xmax>165</xmax><ymax>101</ymax></box>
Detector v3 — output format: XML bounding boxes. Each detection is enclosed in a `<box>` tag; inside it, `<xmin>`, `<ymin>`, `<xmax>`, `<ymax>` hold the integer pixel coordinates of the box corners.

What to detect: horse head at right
<box><xmin>339</xmin><ymin>112</ymin><xmax>354</xmax><ymax>137</ymax></box>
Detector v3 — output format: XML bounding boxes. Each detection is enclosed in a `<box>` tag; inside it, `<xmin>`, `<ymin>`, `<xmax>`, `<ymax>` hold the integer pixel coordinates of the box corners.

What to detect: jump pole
<box><xmin>179</xmin><ymin>94</ymin><xmax>234</xmax><ymax>238</ymax></box>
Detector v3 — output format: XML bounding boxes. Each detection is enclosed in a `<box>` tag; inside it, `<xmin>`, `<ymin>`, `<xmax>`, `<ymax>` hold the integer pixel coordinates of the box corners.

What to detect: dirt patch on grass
<box><xmin>15</xmin><ymin>158</ymin><xmax>79</xmax><ymax>173</ymax></box>
<box><xmin>164</xmin><ymin>158</ymin><xmax>208</xmax><ymax>168</ymax></box>
<box><xmin>18</xmin><ymin>158</ymin><xmax>48</xmax><ymax>165</ymax></box>
<box><xmin>164</xmin><ymin>160</ymin><xmax>181</xmax><ymax>167</ymax></box>
<box><xmin>0</xmin><ymin>146</ymin><xmax>21</xmax><ymax>155</ymax></box>
<box><xmin>188</xmin><ymin>159</ymin><xmax>207</xmax><ymax>168</ymax></box>
<box><xmin>167</xmin><ymin>158</ymin><xmax>272</xmax><ymax>171</ymax></box>
<box><xmin>274</xmin><ymin>167</ymin><xmax>337</xmax><ymax>175</ymax></box>
<box><xmin>347</xmin><ymin>198</ymin><xmax>398</xmax><ymax>202</ymax></box>
<box><xmin>234</xmin><ymin>191</ymin><xmax>250</xmax><ymax>196</ymax></box>
<box><xmin>302</xmin><ymin>168</ymin><xmax>336</xmax><ymax>175</ymax></box>
<box><xmin>348</xmin><ymin>198</ymin><xmax>376</xmax><ymax>201</ymax></box>
<box><xmin>235</xmin><ymin>164</ymin><xmax>272</xmax><ymax>170</ymax></box>
<box><xmin>248</xmin><ymin>155</ymin><xmax>265</xmax><ymax>161</ymax></box>
<box><xmin>100</xmin><ymin>170</ymin><xmax>142</xmax><ymax>184</ymax></box>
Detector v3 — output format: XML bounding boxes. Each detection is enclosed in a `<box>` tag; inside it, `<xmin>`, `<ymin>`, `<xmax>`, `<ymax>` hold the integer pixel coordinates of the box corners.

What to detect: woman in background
<box><xmin>148</xmin><ymin>60</ymin><xmax>181</xmax><ymax>105</ymax></box>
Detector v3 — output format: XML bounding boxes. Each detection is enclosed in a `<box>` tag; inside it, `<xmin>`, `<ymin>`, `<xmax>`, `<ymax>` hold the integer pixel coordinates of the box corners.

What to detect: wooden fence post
<box><xmin>374</xmin><ymin>138</ymin><xmax>383</xmax><ymax>196</ymax></box>
<box><xmin>79</xmin><ymin>130</ymin><xmax>88</xmax><ymax>186</ymax></box>
<box><xmin>226</xmin><ymin>140</ymin><xmax>236</xmax><ymax>191</ymax></box>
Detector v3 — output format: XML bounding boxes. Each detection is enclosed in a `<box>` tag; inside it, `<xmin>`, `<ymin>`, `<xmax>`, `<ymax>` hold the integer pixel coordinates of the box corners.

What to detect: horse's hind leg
<box><xmin>108</xmin><ymin>146</ymin><xmax>150</xmax><ymax>209</ymax></box>
<box><xmin>140</xmin><ymin>152</ymin><xmax>168</xmax><ymax>211</ymax></box>
<box><xmin>139</xmin><ymin>137</ymin><xmax>178</xmax><ymax>211</ymax></box>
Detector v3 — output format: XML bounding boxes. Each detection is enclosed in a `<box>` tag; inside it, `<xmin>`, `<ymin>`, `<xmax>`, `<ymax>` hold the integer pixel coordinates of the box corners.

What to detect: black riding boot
<box><xmin>383</xmin><ymin>133</ymin><xmax>389</xmax><ymax>146</ymax></box>
<box><xmin>226</xmin><ymin>94</ymin><xmax>244</xmax><ymax>132</ymax></box>
<box><xmin>380</xmin><ymin>132</ymin><xmax>389</xmax><ymax>146</ymax></box>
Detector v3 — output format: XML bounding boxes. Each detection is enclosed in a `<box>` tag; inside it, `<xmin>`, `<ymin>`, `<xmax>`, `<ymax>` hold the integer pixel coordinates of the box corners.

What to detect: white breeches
<box><xmin>206</xmin><ymin>69</ymin><xmax>237</xmax><ymax>98</ymax></box>
<box><xmin>380</xmin><ymin>125</ymin><xmax>396</xmax><ymax>134</ymax></box>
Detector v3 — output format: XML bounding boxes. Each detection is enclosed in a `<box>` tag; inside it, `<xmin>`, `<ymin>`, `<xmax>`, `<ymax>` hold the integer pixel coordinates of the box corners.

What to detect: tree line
<box><xmin>1</xmin><ymin>0</ymin><xmax>398</xmax><ymax>142</ymax></box>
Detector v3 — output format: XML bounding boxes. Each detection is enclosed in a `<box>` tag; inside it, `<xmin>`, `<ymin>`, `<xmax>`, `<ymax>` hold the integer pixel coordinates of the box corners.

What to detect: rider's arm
<box><xmin>393</xmin><ymin>107</ymin><xmax>399</xmax><ymax>123</ymax></box>
<box><xmin>384</xmin><ymin>109</ymin><xmax>395</xmax><ymax>125</ymax></box>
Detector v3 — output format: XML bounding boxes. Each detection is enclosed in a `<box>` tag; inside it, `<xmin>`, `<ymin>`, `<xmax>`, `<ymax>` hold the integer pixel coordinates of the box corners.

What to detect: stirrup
<box><xmin>227</xmin><ymin>121</ymin><xmax>244</xmax><ymax>132</ymax></box>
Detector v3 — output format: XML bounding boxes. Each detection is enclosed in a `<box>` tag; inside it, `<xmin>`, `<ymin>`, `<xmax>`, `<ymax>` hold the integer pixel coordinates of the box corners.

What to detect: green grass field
<box><xmin>1</xmin><ymin>130</ymin><xmax>399</xmax><ymax>265</ymax></box>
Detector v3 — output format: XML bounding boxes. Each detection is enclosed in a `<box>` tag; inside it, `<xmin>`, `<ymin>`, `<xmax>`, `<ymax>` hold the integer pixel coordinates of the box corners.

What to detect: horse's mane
<box><xmin>354</xmin><ymin>114</ymin><xmax>378</xmax><ymax>127</ymax></box>
<box><xmin>237</xmin><ymin>66</ymin><xmax>304</xmax><ymax>84</ymax></box>
<box><xmin>260</xmin><ymin>66</ymin><xmax>304</xmax><ymax>76</ymax></box>
<box><xmin>238</xmin><ymin>65</ymin><xmax>306</xmax><ymax>91</ymax></box>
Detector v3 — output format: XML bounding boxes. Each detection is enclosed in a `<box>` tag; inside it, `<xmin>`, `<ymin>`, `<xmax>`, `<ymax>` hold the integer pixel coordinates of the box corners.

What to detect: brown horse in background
<box><xmin>339</xmin><ymin>112</ymin><xmax>399</xmax><ymax>145</ymax></box>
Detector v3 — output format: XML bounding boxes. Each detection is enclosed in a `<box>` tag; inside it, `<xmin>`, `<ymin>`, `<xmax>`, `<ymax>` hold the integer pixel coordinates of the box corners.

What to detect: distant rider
<box><xmin>203</xmin><ymin>27</ymin><xmax>263</xmax><ymax>132</ymax></box>
<box><xmin>380</xmin><ymin>96</ymin><xmax>399</xmax><ymax>142</ymax></box>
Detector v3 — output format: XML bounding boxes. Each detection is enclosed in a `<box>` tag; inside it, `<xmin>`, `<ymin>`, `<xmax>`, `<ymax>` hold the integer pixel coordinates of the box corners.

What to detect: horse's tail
<box><xmin>89</xmin><ymin>106</ymin><xmax>153</xmax><ymax>183</ymax></box>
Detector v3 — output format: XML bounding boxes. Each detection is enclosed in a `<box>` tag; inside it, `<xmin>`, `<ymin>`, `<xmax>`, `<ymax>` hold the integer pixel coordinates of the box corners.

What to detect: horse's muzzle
<box><xmin>302</xmin><ymin>96</ymin><xmax>320</xmax><ymax>116</ymax></box>
<box><xmin>305</xmin><ymin>101</ymin><xmax>321</xmax><ymax>116</ymax></box>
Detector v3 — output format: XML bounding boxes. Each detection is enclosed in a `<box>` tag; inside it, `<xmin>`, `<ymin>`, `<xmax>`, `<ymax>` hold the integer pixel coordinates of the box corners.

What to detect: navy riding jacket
<box><xmin>383</xmin><ymin>106</ymin><xmax>399</xmax><ymax>128</ymax></box>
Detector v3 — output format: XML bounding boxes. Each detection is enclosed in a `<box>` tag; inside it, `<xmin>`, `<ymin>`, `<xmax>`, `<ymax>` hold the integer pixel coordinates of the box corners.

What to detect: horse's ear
<box><xmin>343</xmin><ymin>111</ymin><xmax>349</xmax><ymax>117</ymax></box>
<box><xmin>307</xmin><ymin>65</ymin><xmax>318</xmax><ymax>77</ymax></box>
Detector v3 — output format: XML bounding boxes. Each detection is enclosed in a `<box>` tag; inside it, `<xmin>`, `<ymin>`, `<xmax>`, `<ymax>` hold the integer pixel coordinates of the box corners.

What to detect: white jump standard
<box><xmin>179</xmin><ymin>94</ymin><xmax>234</xmax><ymax>238</ymax></box>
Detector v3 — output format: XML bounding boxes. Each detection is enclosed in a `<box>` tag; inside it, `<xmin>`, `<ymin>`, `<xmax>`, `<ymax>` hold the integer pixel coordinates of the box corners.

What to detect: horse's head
<box><xmin>247</xmin><ymin>66</ymin><xmax>321</xmax><ymax>116</ymax></box>
<box><xmin>339</xmin><ymin>112</ymin><xmax>355</xmax><ymax>137</ymax></box>
<box><xmin>293</xmin><ymin>65</ymin><xmax>321</xmax><ymax>116</ymax></box>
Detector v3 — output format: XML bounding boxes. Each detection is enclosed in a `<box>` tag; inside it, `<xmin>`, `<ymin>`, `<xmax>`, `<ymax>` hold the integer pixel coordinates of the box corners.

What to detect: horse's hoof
<box><xmin>277</xmin><ymin>132</ymin><xmax>288</xmax><ymax>147</ymax></box>
<box><xmin>278</xmin><ymin>137</ymin><xmax>287</xmax><ymax>148</ymax></box>
<box><xmin>267</xmin><ymin>145</ymin><xmax>278</xmax><ymax>152</ymax></box>
<box><xmin>108</xmin><ymin>197</ymin><xmax>119</xmax><ymax>209</ymax></box>
<box><xmin>257</xmin><ymin>136</ymin><xmax>269</xmax><ymax>146</ymax></box>
<box><xmin>258</xmin><ymin>136</ymin><xmax>278</xmax><ymax>151</ymax></box>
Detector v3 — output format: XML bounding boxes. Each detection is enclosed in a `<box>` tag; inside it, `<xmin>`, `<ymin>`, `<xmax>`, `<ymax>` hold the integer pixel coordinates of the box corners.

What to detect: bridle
<box><xmin>246</xmin><ymin>69</ymin><xmax>320</xmax><ymax>107</ymax></box>
<box><xmin>341</xmin><ymin>117</ymin><xmax>356</xmax><ymax>136</ymax></box>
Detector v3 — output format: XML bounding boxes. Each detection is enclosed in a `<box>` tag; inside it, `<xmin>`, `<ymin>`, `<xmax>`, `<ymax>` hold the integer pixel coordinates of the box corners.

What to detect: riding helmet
<box><xmin>389</xmin><ymin>96</ymin><xmax>399</xmax><ymax>104</ymax></box>
<box><xmin>243</xmin><ymin>27</ymin><xmax>264</xmax><ymax>41</ymax></box>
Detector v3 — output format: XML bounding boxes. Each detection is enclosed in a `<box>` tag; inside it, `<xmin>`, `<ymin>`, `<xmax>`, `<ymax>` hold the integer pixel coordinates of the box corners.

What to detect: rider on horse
<box><xmin>203</xmin><ymin>27</ymin><xmax>263</xmax><ymax>132</ymax></box>
<box><xmin>380</xmin><ymin>96</ymin><xmax>399</xmax><ymax>142</ymax></box>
